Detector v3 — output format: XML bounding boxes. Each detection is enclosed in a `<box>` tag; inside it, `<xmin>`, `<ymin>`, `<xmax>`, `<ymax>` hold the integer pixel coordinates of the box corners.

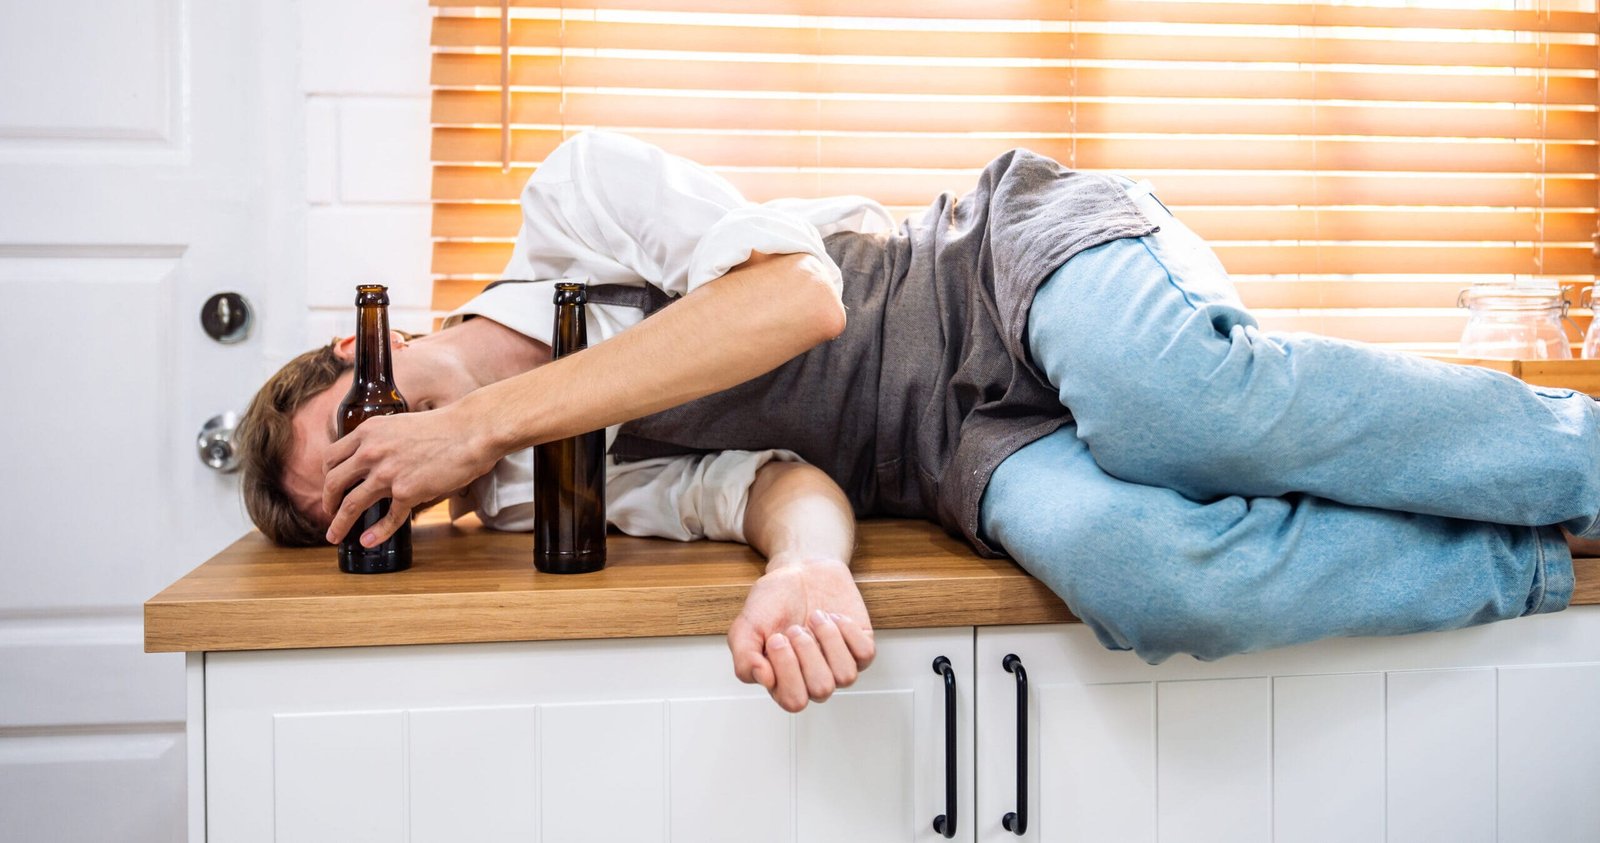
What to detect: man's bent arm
<box><xmin>322</xmin><ymin>252</ymin><xmax>845</xmax><ymax>543</ymax></box>
<box><xmin>731</xmin><ymin>460</ymin><xmax>874</xmax><ymax>713</ymax></box>
<box><xmin>480</xmin><ymin>251</ymin><xmax>844</xmax><ymax>450</ymax></box>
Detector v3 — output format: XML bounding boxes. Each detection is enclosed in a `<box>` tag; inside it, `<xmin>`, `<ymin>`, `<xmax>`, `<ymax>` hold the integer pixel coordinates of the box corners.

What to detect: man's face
<box><xmin>282</xmin><ymin>374</ymin><xmax>352</xmax><ymax>529</ymax></box>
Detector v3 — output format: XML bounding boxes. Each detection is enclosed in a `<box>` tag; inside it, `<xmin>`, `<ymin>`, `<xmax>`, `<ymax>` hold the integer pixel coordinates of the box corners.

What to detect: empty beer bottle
<box><xmin>335</xmin><ymin>284</ymin><xmax>413</xmax><ymax>574</ymax></box>
<box><xmin>533</xmin><ymin>282</ymin><xmax>607</xmax><ymax>573</ymax></box>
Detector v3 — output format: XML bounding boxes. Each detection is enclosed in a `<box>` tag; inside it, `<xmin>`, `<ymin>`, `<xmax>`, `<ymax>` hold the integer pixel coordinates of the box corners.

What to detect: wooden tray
<box><xmin>1429</xmin><ymin>356</ymin><xmax>1600</xmax><ymax>396</ymax></box>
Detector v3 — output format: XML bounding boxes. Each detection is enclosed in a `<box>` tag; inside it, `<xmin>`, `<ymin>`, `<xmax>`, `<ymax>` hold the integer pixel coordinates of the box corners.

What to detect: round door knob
<box><xmin>201</xmin><ymin>292</ymin><xmax>253</xmax><ymax>344</ymax></box>
<box><xmin>197</xmin><ymin>412</ymin><xmax>242</xmax><ymax>473</ymax></box>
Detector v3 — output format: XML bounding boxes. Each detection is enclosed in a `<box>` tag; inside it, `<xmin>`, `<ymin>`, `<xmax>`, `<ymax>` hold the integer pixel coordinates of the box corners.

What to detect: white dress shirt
<box><xmin>444</xmin><ymin>130</ymin><xmax>895</xmax><ymax>542</ymax></box>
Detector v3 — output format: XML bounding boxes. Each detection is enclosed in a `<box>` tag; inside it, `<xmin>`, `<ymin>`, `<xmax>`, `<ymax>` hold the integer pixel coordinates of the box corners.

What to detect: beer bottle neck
<box><xmin>353</xmin><ymin>303</ymin><xmax>394</xmax><ymax>384</ymax></box>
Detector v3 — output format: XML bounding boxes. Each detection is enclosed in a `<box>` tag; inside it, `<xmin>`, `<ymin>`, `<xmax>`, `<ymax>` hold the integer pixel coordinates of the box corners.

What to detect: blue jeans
<box><xmin>978</xmin><ymin>179</ymin><xmax>1592</xmax><ymax>663</ymax></box>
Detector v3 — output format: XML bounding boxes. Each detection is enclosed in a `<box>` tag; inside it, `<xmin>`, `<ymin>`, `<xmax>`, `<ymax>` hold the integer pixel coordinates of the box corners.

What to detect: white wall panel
<box><xmin>0</xmin><ymin>616</ymin><xmax>184</xmax><ymax>727</ymax></box>
<box><xmin>1040</xmin><ymin>681</ymin><xmax>1156</xmax><ymax>843</ymax></box>
<box><xmin>273</xmin><ymin>711</ymin><xmax>406</xmax><ymax>843</ymax></box>
<box><xmin>797</xmin><ymin>689</ymin><xmax>916</xmax><ymax>843</ymax></box>
<box><xmin>410</xmin><ymin>706</ymin><xmax>540</xmax><ymax>843</ymax></box>
<box><xmin>1387</xmin><ymin>668</ymin><xmax>1496</xmax><ymax>843</ymax></box>
<box><xmin>0</xmin><ymin>729</ymin><xmax>185</xmax><ymax>843</ymax></box>
<box><xmin>0</xmin><ymin>255</ymin><xmax>179</xmax><ymax>610</ymax></box>
<box><xmin>1156</xmin><ymin>678</ymin><xmax>1272</xmax><ymax>843</ymax></box>
<box><xmin>0</xmin><ymin>0</ymin><xmax>178</xmax><ymax>151</ymax></box>
<box><xmin>670</xmin><ymin>696</ymin><xmax>793</xmax><ymax>843</ymax></box>
<box><xmin>540</xmin><ymin>700</ymin><xmax>667</xmax><ymax>843</ymax></box>
<box><xmin>1497</xmin><ymin>664</ymin><xmax>1600</xmax><ymax>843</ymax></box>
<box><xmin>1272</xmin><ymin>672</ymin><xmax>1385</xmax><ymax>843</ymax></box>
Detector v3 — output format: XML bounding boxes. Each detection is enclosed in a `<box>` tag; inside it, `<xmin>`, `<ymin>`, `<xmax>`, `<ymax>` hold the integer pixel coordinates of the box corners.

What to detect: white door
<box><xmin>0</xmin><ymin>2</ymin><xmax>298</xmax><ymax>839</ymax></box>
<box><xmin>976</xmin><ymin>613</ymin><xmax>1600</xmax><ymax>843</ymax></box>
<box><xmin>203</xmin><ymin>630</ymin><xmax>976</xmax><ymax>842</ymax></box>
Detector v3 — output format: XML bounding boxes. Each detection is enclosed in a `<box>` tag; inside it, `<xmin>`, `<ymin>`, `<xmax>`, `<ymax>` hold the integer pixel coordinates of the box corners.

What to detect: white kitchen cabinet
<box><xmin>972</xmin><ymin>608</ymin><xmax>1600</xmax><ymax>843</ymax></box>
<box><xmin>201</xmin><ymin>628</ymin><xmax>975</xmax><ymax>843</ymax></box>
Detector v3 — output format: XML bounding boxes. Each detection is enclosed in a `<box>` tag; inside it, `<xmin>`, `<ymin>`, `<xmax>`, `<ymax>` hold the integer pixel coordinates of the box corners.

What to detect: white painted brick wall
<box><xmin>307</xmin><ymin>207</ymin><xmax>433</xmax><ymax>308</ymax></box>
<box><xmin>297</xmin><ymin>0</ymin><xmax>434</xmax><ymax>348</ymax></box>
<box><xmin>299</xmin><ymin>0</ymin><xmax>431</xmax><ymax>97</ymax></box>
<box><xmin>339</xmin><ymin>98</ymin><xmax>432</xmax><ymax>203</ymax></box>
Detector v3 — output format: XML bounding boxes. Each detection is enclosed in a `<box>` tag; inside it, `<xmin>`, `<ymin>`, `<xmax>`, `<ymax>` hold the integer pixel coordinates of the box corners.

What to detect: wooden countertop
<box><xmin>144</xmin><ymin>512</ymin><xmax>1600</xmax><ymax>654</ymax></box>
<box><xmin>143</xmin><ymin>513</ymin><xmax>1072</xmax><ymax>653</ymax></box>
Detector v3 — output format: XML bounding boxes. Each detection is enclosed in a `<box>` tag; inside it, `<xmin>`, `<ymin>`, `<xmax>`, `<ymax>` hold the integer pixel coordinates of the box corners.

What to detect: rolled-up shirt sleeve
<box><xmin>607</xmin><ymin>449</ymin><xmax>804</xmax><ymax>542</ymax></box>
<box><xmin>469</xmin><ymin>448</ymin><xmax>804</xmax><ymax>544</ymax></box>
<box><xmin>507</xmin><ymin>130</ymin><xmax>842</xmax><ymax>298</ymax></box>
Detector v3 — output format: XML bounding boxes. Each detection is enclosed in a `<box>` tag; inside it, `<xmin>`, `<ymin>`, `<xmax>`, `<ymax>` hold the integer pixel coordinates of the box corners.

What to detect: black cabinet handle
<box><xmin>1002</xmin><ymin>653</ymin><xmax>1028</xmax><ymax>835</ymax></box>
<box><xmin>931</xmin><ymin>655</ymin><xmax>957</xmax><ymax>838</ymax></box>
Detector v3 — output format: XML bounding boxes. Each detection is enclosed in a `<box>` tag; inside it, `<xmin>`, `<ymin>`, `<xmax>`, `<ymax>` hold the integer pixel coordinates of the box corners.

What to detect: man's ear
<box><xmin>332</xmin><ymin>335</ymin><xmax>357</xmax><ymax>362</ymax></box>
<box><xmin>330</xmin><ymin>331</ymin><xmax>408</xmax><ymax>362</ymax></box>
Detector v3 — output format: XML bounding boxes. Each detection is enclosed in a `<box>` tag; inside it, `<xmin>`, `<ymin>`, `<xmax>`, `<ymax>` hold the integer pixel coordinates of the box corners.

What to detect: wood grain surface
<box><xmin>144</xmin><ymin>512</ymin><xmax>1600</xmax><ymax>654</ymax></box>
<box><xmin>144</xmin><ymin>513</ymin><xmax>1071</xmax><ymax>653</ymax></box>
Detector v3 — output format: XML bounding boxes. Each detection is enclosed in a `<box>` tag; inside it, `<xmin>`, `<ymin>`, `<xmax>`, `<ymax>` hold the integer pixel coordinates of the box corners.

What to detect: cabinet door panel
<box><xmin>207</xmin><ymin>629</ymin><xmax>975</xmax><ymax>842</ymax></box>
<box><xmin>273</xmin><ymin>711</ymin><xmax>405</xmax><ymax>843</ymax></box>
<box><xmin>1497</xmin><ymin>664</ymin><xmax>1600</xmax><ymax>843</ymax></box>
<box><xmin>1271</xmin><ymin>673</ymin><xmax>1384</xmax><ymax>843</ymax></box>
<box><xmin>670</xmin><ymin>697</ymin><xmax>792</xmax><ymax>843</ymax></box>
<box><xmin>1156</xmin><ymin>678</ymin><xmax>1272</xmax><ymax>843</ymax></box>
<box><xmin>1039</xmin><ymin>682</ymin><xmax>1155</xmax><ymax>843</ymax></box>
<box><xmin>978</xmin><ymin>613</ymin><xmax>1600</xmax><ymax>843</ymax></box>
<box><xmin>410</xmin><ymin>706</ymin><xmax>539</xmax><ymax>842</ymax></box>
<box><xmin>1387</xmin><ymin>668</ymin><xmax>1496</xmax><ymax>843</ymax></box>
<box><xmin>541</xmin><ymin>700</ymin><xmax>667</xmax><ymax>843</ymax></box>
<box><xmin>798</xmin><ymin>689</ymin><xmax>916</xmax><ymax>843</ymax></box>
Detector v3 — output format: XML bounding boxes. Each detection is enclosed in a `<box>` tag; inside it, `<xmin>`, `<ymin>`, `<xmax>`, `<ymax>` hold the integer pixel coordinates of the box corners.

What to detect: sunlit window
<box><xmin>430</xmin><ymin>0</ymin><xmax>1597</xmax><ymax>350</ymax></box>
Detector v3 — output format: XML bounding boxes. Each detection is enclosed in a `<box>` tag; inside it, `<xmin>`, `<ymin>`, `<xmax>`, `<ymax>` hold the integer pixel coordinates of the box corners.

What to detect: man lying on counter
<box><xmin>239</xmin><ymin>130</ymin><xmax>1600</xmax><ymax>713</ymax></box>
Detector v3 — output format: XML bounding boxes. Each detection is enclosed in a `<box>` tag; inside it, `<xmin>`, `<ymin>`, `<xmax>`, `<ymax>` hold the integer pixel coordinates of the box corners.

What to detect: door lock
<box><xmin>197</xmin><ymin>412</ymin><xmax>242</xmax><ymax>473</ymax></box>
<box><xmin>201</xmin><ymin>292</ymin><xmax>253</xmax><ymax>344</ymax></box>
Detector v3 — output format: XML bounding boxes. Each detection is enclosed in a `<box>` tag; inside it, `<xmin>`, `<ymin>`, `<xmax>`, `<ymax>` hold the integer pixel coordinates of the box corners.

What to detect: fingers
<box><xmin>727</xmin><ymin>622</ymin><xmax>775</xmax><ymax>691</ymax></box>
<box><xmin>321</xmin><ymin>435</ymin><xmax>368</xmax><ymax>522</ymax></box>
<box><xmin>786</xmin><ymin>624</ymin><xmax>837</xmax><ymax>704</ymax></box>
<box><xmin>830</xmin><ymin>612</ymin><xmax>876</xmax><ymax>671</ymax></box>
<box><xmin>325</xmin><ymin>481</ymin><xmax>383</xmax><ymax>544</ymax></box>
<box><xmin>360</xmin><ymin>502</ymin><xmax>412</xmax><ymax>547</ymax></box>
<box><xmin>765</xmin><ymin>632</ymin><xmax>808</xmax><ymax>713</ymax></box>
<box><xmin>807</xmin><ymin>609</ymin><xmax>859</xmax><ymax>689</ymax></box>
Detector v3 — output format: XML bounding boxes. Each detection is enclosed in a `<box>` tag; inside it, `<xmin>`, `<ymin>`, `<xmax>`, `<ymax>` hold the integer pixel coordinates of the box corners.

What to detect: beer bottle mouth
<box><xmin>355</xmin><ymin>284</ymin><xmax>390</xmax><ymax>306</ymax></box>
<box><xmin>552</xmin><ymin>281</ymin><xmax>588</xmax><ymax>305</ymax></box>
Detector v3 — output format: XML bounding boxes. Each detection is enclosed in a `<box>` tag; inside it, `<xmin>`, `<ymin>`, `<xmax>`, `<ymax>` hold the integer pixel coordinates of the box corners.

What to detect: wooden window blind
<box><xmin>430</xmin><ymin>0</ymin><xmax>1598</xmax><ymax>350</ymax></box>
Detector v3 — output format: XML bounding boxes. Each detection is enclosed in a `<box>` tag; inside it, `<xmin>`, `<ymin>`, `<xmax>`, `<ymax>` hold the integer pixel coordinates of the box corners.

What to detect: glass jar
<box><xmin>1456</xmin><ymin>283</ymin><xmax>1572</xmax><ymax>360</ymax></box>
<box><xmin>1582</xmin><ymin>287</ymin><xmax>1600</xmax><ymax>359</ymax></box>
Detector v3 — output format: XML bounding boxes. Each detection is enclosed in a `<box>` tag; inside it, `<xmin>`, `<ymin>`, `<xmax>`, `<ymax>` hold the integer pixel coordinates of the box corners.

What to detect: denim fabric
<box><xmin>978</xmin><ymin>180</ymin><xmax>1584</xmax><ymax>663</ymax></box>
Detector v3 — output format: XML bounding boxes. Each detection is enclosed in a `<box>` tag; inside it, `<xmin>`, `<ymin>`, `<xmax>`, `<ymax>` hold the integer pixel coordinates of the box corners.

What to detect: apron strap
<box><xmin>481</xmin><ymin>279</ymin><xmax>680</xmax><ymax>316</ymax></box>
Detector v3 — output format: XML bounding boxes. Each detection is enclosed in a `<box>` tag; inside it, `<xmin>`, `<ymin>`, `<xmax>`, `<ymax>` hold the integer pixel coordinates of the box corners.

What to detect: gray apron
<box><xmin>604</xmin><ymin>149</ymin><xmax>1158</xmax><ymax>557</ymax></box>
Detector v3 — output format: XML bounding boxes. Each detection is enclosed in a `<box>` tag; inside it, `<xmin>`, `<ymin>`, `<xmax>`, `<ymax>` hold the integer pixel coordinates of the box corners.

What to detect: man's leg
<box><xmin>979</xmin><ymin>425</ymin><xmax>1573</xmax><ymax>663</ymax></box>
<box><xmin>1027</xmin><ymin>182</ymin><xmax>1600</xmax><ymax>535</ymax></box>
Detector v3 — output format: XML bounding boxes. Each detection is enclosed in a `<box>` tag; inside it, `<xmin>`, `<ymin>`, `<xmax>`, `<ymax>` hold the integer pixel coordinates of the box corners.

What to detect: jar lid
<box><xmin>1457</xmin><ymin>283</ymin><xmax>1566</xmax><ymax>311</ymax></box>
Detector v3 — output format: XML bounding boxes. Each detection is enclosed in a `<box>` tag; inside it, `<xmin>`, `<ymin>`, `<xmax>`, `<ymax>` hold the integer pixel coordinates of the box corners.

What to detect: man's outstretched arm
<box><xmin>320</xmin><ymin>251</ymin><xmax>845</xmax><ymax>545</ymax></box>
<box><xmin>732</xmin><ymin>459</ymin><xmax>874</xmax><ymax>713</ymax></box>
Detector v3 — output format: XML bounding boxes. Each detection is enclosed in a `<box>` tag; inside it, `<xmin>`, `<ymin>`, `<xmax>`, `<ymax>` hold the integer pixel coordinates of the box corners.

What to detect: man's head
<box><xmin>237</xmin><ymin>340</ymin><xmax>352</xmax><ymax>546</ymax></box>
<box><xmin>239</xmin><ymin>317</ymin><xmax>544</xmax><ymax>545</ymax></box>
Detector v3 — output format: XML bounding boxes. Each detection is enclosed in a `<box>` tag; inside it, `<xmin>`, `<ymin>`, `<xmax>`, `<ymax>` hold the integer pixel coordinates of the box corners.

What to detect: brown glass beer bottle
<box><xmin>335</xmin><ymin>284</ymin><xmax>413</xmax><ymax>574</ymax></box>
<box><xmin>533</xmin><ymin>282</ymin><xmax>607</xmax><ymax>573</ymax></box>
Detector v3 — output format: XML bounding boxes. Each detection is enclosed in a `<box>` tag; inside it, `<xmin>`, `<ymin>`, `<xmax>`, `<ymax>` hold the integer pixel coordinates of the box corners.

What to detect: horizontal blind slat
<box><xmin>432</xmin><ymin>239</ymin><xmax>1595</xmax><ymax>277</ymax></box>
<box><xmin>432</xmin><ymin>91</ymin><xmax>1600</xmax><ymax>141</ymax></box>
<box><xmin>430</xmin><ymin>0</ymin><xmax>1597</xmax><ymax>34</ymax></box>
<box><xmin>430</xmin><ymin>125</ymin><xmax>1598</xmax><ymax>175</ymax></box>
<box><xmin>432</xmin><ymin>18</ymin><xmax>1596</xmax><ymax>69</ymax></box>
<box><xmin>433</xmin><ymin>164</ymin><xmax>1600</xmax><ymax>207</ymax></box>
<box><xmin>435</xmin><ymin>202</ymin><xmax>1599</xmax><ymax>242</ymax></box>
<box><xmin>433</xmin><ymin>53</ymin><xmax>1598</xmax><ymax>107</ymax></box>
